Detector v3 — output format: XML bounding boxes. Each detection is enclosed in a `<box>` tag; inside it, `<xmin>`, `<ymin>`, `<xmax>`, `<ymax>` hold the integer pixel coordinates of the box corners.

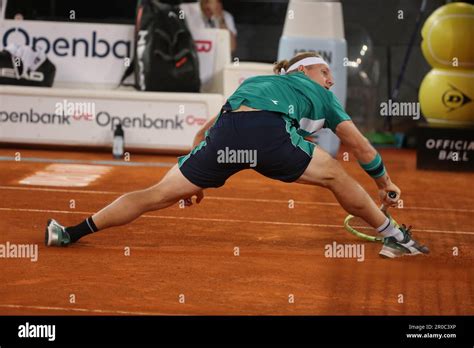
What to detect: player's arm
<box><xmin>335</xmin><ymin>120</ymin><xmax>401</xmax><ymax>206</ymax></box>
<box><xmin>192</xmin><ymin>115</ymin><xmax>218</xmax><ymax>147</ymax></box>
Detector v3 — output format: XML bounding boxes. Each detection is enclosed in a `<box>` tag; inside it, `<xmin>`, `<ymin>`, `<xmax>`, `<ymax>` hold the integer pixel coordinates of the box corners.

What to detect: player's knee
<box><xmin>321</xmin><ymin>157</ymin><xmax>344</xmax><ymax>189</ymax></box>
<box><xmin>144</xmin><ymin>185</ymin><xmax>179</xmax><ymax>211</ymax></box>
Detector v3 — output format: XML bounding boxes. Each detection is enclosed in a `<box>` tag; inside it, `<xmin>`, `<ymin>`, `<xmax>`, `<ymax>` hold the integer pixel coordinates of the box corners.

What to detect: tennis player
<box><xmin>45</xmin><ymin>52</ymin><xmax>429</xmax><ymax>258</ymax></box>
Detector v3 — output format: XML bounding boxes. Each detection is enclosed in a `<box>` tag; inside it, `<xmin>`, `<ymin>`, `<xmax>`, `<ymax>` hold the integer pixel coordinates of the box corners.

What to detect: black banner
<box><xmin>0</xmin><ymin>315</ymin><xmax>472</xmax><ymax>346</ymax></box>
<box><xmin>417</xmin><ymin>125</ymin><xmax>474</xmax><ymax>172</ymax></box>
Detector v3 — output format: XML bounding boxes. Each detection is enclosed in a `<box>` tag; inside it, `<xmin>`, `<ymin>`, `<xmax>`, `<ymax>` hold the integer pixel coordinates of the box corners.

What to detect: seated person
<box><xmin>181</xmin><ymin>0</ymin><xmax>237</xmax><ymax>54</ymax></box>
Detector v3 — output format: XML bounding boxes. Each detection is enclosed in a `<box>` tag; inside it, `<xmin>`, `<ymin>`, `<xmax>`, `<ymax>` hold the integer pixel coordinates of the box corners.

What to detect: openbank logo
<box><xmin>2</xmin><ymin>27</ymin><xmax>131</xmax><ymax>59</ymax></box>
<box><xmin>0</xmin><ymin>108</ymin><xmax>207</xmax><ymax>130</ymax></box>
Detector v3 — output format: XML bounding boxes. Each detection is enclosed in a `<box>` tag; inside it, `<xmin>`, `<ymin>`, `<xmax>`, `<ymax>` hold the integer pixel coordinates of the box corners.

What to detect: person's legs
<box><xmin>296</xmin><ymin>146</ymin><xmax>387</xmax><ymax>229</ymax></box>
<box><xmin>45</xmin><ymin>164</ymin><xmax>203</xmax><ymax>246</ymax></box>
<box><xmin>46</xmin><ymin>109</ymin><xmax>248</xmax><ymax>246</ymax></box>
<box><xmin>92</xmin><ymin>164</ymin><xmax>202</xmax><ymax>230</ymax></box>
<box><xmin>295</xmin><ymin>146</ymin><xmax>429</xmax><ymax>258</ymax></box>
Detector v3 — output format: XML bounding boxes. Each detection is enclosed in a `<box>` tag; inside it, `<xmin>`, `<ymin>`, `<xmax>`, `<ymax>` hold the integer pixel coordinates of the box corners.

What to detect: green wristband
<box><xmin>359</xmin><ymin>153</ymin><xmax>386</xmax><ymax>178</ymax></box>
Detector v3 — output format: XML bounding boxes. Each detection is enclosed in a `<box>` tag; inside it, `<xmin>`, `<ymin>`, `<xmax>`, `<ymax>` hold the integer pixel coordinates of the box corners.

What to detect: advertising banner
<box><xmin>0</xmin><ymin>20</ymin><xmax>219</xmax><ymax>88</ymax></box>
<box><xmin>0</xmin><ymin>87</ymin><xmax>223</xmax><ymax>150</ymax></box>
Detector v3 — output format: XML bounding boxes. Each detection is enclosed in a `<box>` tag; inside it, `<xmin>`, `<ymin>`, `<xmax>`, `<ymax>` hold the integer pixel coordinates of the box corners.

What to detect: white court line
<box><xmin>0</xmin><ymin>156</ymin><xmax>174</xmax><ymax>168</ymax></box>
<box><xmin>0</xmin><ymin>185</ymin><xmax>121</xmax><ymax>195</ymax></box>
<box><xmin>0</xmin><ymin>304</ymin><xmax>187</xmax><ymax>316</ymax></box>
<box><xmin>1</xmin><ymin>207</ymin><xmax>473</xmax><ymax>236</ymax></box>
<box><xmin>19</xmin><ymin>164</ymin><xmax>111</xmax><ymax>187</ymax></box>
<box><xmin>1</xmin><ymin>185</ymin><xmax>473</xmax><ymax>213</ymax></box>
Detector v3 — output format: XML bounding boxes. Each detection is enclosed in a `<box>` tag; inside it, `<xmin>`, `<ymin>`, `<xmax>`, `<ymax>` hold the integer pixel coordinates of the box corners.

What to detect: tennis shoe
<box><xmin>379</xmin><ymin>224</ymin><xmax>429</xmax><ymax>258</ymax></box>
<box><xmin>45</xmin><ymin>219</ymin><xmax>71</xmax><ymax>247</ymax></box>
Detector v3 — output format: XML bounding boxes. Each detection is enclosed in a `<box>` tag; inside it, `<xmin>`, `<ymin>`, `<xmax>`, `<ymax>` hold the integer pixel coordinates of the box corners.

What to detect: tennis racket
<box><xmin>344</xmin><ymin>191</ymin><xmax>399</xmax><ymax>243</ymax></box>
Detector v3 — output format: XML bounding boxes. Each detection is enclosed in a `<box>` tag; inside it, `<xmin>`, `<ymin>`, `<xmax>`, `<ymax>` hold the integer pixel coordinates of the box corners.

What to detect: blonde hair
<box><xmin>273</xmin><ymin>52</ymin><xmax>322</xmax><ymax>75</ymax></box>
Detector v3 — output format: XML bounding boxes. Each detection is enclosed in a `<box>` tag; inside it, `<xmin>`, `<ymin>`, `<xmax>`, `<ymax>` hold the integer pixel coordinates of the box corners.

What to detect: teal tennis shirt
<box><xmin>226</xmin><ymin>72</ymin><xmax>351</xmax><ymax>156</ymax></box>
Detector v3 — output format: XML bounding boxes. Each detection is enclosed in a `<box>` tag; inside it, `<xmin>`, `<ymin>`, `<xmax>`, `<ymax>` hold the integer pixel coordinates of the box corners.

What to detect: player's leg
<box><xmin>296</xmin><ymin>147</ymin><xmax>429</xmax><ymax>257</ymax></box>
<box><xmin>92</xmin><ymin>164</ymin><xmax>201</xmax><ymax>230</ymax></box>
<box><xmin>46</xmin><ymin>107</ymin><xmax>243</xmax><ymax>247</ymax></box>
<box><xmin>252</xmin><ymin>116</ymin><xmax>387</xmax><ymax>228</ymax></box>
<box><xmin>45</xmin><ymin>164</ymin><xmax>202</xmax><ymax>246</ymax></box>
<box><xmin>296</xmin><ymin>146</ymin><xmax>387</xmax><ymax>229</ymax></box>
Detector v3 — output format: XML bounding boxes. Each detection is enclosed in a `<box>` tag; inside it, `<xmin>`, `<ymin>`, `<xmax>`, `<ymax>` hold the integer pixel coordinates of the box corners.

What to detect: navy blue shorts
<box><xmin>178</xmin><ymin>108</ymin><xmax>315</xmax><ymax>188</ymax></box>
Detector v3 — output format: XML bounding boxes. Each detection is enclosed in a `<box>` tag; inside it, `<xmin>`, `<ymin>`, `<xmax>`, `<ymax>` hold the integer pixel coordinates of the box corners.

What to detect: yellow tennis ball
<box><xmin>419</xmin><ymin>69</ymin><xmax>474</xmax><ymax>127</ymax></box>
<box><xmin>421</xmin><ymin>2</ymin><xmax>474</xmax><ymax>69</ymax></box>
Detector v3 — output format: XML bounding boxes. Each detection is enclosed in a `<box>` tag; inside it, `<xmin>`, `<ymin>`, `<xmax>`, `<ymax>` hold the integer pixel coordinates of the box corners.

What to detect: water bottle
<box><xmin>113</xmin><ymin>124</ymin><xmax>124</xmax><ymax>159</ymax></box>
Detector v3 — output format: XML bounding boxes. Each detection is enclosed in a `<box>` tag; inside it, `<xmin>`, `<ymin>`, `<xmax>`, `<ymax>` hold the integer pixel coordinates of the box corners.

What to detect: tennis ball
<box><xmin>419</xmin><ymin>69</ymin><xmax>474</xmax><ymax>127</ymax></box>
<box><xmin>421</xmin><ymin>2</ymin><xmax>474</xmax><ymax>69</ymax></box>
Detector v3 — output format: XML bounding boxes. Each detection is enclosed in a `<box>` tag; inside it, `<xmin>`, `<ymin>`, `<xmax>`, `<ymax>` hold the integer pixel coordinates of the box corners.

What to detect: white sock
<box><xmin>377</xmin><ymin>217</ymin><xmax>404</xmax><ymax>242</ymax></box>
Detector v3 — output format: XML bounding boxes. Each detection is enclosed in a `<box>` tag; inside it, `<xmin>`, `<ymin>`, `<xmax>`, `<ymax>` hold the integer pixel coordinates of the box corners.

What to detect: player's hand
<box><xmin>183</xmin><ymin>190</ymin><xmax>204</xmax><ymax>206</ymax></box>
<box><xmin>378</xmin><ymin>183</ymin><xmax>401</xmax><ymax>208</ymax></box>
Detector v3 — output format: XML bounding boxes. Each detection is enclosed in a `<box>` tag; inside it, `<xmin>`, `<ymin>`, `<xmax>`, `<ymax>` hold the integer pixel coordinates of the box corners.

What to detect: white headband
<box><xmin>279</xmin><ymin>57</ymin><xmax>329</xmax><ymax>75</ymax></box>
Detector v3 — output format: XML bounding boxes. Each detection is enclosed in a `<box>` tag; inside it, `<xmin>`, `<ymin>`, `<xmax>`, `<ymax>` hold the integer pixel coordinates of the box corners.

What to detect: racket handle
<box><xmin>381</xmin><ymin>191</ymin><xmax>398</xmax><ymax>213</ymax></box>
<box><xmin>387</xmin><ymin>191</ymin><xmax>398</xmax><ymax>200</ymax></box>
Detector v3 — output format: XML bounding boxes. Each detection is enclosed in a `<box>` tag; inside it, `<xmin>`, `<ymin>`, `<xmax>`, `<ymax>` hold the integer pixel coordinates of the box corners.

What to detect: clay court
<box><xmin>1</xmin><ymin>146</ymin><xmax>472</xmax><ymax>316</ymax></box>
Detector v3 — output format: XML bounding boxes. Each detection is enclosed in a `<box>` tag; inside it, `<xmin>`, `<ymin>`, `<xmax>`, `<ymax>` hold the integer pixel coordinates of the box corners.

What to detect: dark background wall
<box><xmin>4</xmin><ymin>0</ymin><xmax>456</xmax><ymax>130</ymax></box>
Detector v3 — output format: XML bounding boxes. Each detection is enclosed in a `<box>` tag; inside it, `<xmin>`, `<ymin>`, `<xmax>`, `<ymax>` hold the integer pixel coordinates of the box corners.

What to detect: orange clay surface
<box><xmin>0</xmin><ymin>147</ymin><xmax>472</xmax><ymax>315</ymax></box>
